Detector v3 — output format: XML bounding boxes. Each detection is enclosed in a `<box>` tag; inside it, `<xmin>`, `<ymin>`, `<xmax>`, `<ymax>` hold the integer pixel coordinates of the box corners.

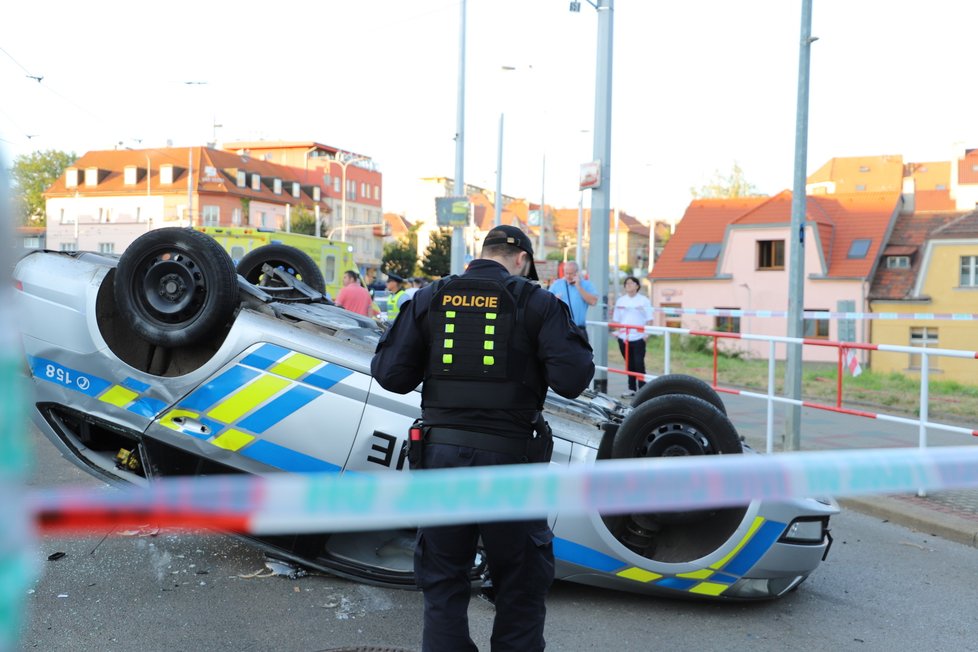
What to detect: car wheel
<box><xmin>630</xmin><ymin>373</ymin><xmax>727</xmax><ymax>414</ymax></box>
<box><xmin>236</xmin><ymin>244</ymin><xmax>326</xmax><ymax>294</ymax></box>
<box><xmin>114</xmin><ymin>227</ymin><xmax>238</xmax><ymax>348</ymax></box>
<box><xmin>611</xmin><ymin>393</ymin><xmax>742</xmax><ymax>536</ymax></box>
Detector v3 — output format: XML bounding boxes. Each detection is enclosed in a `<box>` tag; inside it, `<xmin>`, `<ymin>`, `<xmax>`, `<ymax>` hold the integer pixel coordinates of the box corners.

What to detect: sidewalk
<box><xmin>602</xmin><ymin>368</ymin><xmax>978</xmax><ymax>548</ymax></box>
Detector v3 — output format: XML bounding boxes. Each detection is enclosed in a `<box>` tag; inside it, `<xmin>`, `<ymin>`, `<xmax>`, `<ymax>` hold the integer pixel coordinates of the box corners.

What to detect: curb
<box><xmin>839</xmin><ymin>495</ymin><xmax>978</xmax><ymax>549</ymax></box>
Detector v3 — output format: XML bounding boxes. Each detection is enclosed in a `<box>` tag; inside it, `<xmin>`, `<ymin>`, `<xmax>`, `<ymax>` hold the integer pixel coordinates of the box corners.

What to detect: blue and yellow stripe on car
<box><xmin>554</xmin><ymin>516</ymin><xmax>786</xmax><ymax>596</ymax></box>
<box><xmin>159</xmin><ymin>343</ymin><xmax>353</xmax><ymax>473</ymax></box>
<box><xmin>29</xmin><ymin>356</ymin><xmax>170</xmax><ymax>419</ymax></box>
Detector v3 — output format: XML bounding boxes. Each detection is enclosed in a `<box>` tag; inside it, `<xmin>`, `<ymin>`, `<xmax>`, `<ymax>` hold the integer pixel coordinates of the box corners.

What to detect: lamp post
<box><xmin>330</xmin><ymin>154</ymin><xmax>372</xmax><ymax>243</ymax></box>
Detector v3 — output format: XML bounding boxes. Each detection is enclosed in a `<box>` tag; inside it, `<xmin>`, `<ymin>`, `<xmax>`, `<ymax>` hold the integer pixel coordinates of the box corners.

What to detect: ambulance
<box><xmin>196</xmin><ymin>226</ymin><xmax>355</xmax><ymax>300</ymax></box>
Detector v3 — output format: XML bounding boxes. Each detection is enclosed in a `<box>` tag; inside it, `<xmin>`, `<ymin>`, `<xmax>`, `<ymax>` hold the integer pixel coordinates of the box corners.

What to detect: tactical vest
<box><xmin>387</xmin><ymin>289</ymin><xmax>406</xmax><ymax>320</ymax></box>
<box><xmin>422</xmin><ymin>275</ymin><xmax>544</xmax><ymax>410</ymax></box>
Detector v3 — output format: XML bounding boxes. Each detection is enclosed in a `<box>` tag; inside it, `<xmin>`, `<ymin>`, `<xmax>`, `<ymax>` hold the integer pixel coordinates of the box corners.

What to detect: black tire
<box><xmin>114</xmin><ymin>227</ymin><xmax>238</xmax><ymax>348</ymax></box>
<box><xmin>236</xmin><ymin>244</ymin><xmax>326</xmax><ymax>294</ymax></box>
<box><xmin>630</xmin><ymin>373</ymin><xmax>727</xmax><ymax>415</ymax></box>
<box><xmin>612</xmin><ymin>394</ymin><xmax>741</xmax><ymax>527</ymax></box>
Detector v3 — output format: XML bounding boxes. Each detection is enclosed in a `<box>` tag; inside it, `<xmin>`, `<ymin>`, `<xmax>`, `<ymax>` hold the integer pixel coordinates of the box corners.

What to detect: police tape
<box><xmin>30</xmin><ymin>446</ymin><xmax>978</xmax><ymax>534</ymax></box>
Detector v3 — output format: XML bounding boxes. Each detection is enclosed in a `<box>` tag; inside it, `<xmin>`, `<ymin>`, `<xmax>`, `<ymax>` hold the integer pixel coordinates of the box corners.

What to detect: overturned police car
<box><xmin>13</xmin><ymin>227</ymin><xmax>836</xmax><ymax>601</ymax></box>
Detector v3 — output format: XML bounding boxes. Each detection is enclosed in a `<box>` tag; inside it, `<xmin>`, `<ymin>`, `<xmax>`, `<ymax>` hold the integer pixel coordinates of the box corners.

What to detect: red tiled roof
<box><xmin>868</xmin><ymin>211</ymin><xmax>967</xmax><ymax>300</ymax></box>
<box><xmin>383</xmin><ymin>212</ymin><xmax>412</xmax><ymax>236</ymax></box>
<box><xmin>44</xmin><ymin>147</ymin><xmax>326</xmax><ymax>209</ymax></box>
<box><xmin>650</xmin><ymin>196</ymin><xmax>768</xmax><ymax>279</ymax></box>
<box><xmin>651</xmin><ymin>191</ymin><xmax>900</xmax><ymax>280</ymax></box>
<box><xmin>930</xmin><ymin>210</ymin><xmax>978</xmax><ymax>239</ymax></box>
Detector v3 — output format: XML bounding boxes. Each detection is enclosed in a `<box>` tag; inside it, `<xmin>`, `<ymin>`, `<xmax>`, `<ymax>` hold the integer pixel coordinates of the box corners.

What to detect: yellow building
<box><xmin>869</xmin><ymin>210</ymin><xmax>978</xmax><ymax>381</ymax></box>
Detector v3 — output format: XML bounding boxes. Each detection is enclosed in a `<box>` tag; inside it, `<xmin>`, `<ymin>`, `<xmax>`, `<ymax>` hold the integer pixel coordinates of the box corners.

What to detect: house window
<box><xmin>313</xmin><ymin>186</ymin><xmax>321</xmax><ymax>201</ymax></box>
<box><xmin>886</xmin><ymin>255</ymin><xmax>910</xmax><ymax>269</ymax></box>
<box><xmin>292</xmin><ymin>182</ymin><xmax>300</xmax><ymax>198</ymax></box>
<box><xmin>374</xmin><ymin>185</ymin><xmax>380</xmax><ymax>200</ymax></box>
<box><xmin>232</xmin><ymin>207</ymin><xmax>242</xmax><ymax>226</ymax></box>
<box><xmin>66</xmin><ymin>168</ymin><xmax>79</xmax><ymax>187</ymax></box>
<box><xmin>124</xmin><ymin>166</ymin><xmax>137</xmax><ymax>185</ymax></box>
<box><xmin>97</xmin><ymin>242</ymin><xmax>115</xmax><ymax>254</ymax></box>
<box><xmin>85</xmin><ymin>167</ymin><xmax>99</xmax><ymax>186</ymax></box>
<box><xmin>960</xmin><ymin>255</ymin><xmax>978</xmax><ymax>286</ymax></box>
<box><xmin>855</xmin><ymin>184</ymin><xmax>867</xmax><ymax>191</ymax></box>
<box><xmin>683</xmin><ymin>243</ymin><xmax>721</xmax><ymax>261</ymax></box>
<box><xmin>23</xmin><ymin>236</ymin><xmax>40</xmax><ymax>248</ymax></box>
<box><xmin>848</xmin><ymin>239</ymin><xmax>871</xmax><ymax>259</ymax></box>
<box><xmin>251</xmin><ymin>174</ymin><xmax>262</xmax><ymax>191</ymax></box>
<box><xmin>757</xmin><ymin>240</ymin><xmax>784</xmax><ymax>269</ymax></box>
<box><xmin>909</xmin><ymin>327</ymin><xmax>939</xmax><ymax>370</ymax></box>
<box><xmin>259</xmin><ymin>211</ymin><xmax>269</xmax><ymax>227</ymax></box>
<box><xmin>714</xmin><ymin>309</ymin><xmax>740</xmax><ymax>334</ymax></box>
<box><xmin>273</xmin><ymin>178</ymin><xmax>282</xmax><ymax>195</ymax></box>
<box><xmin>237</xmin><ymin>171</ymin><xmax>246</xmax><ymax>187</ymax></box>
<box><xmin>660</xmin><ymin>302</ymin><xmax>682</xmax><ymax>329</ymax></box>
<box><xmin>202</xmin><ymin>206</ymin><xmax>219</xmax><ymax>226</ymax></box>
<box><xmin>936</xmin><ymin>184</ymin><xmax>947</xmax><ymax>190</ymax></box>
<box><xmin>804</xmin><ymin>310</ymin><xmax>830</xmax><ymax>339</ymax></box>
<box><xmin>60</xmin><ymin>242</ymin><xmax>78</xmax><ymax>252</ymax></box>
<box><xmin>333</xmin><ymin>177</ymin><xmax>341</xmax><ymax>193</ymax></box>
<box><xmin>160</xmin><ymin>165</ymin><xmax>174</xmax><ymax>184</ymax></box>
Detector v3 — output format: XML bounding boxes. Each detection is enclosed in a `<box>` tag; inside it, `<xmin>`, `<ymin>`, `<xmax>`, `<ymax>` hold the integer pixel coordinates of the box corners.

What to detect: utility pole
<box><xmin>785</xmin><ymin>0</ymin><xmax>816</xmax><ymax>450</ymax></box>
<box><xmin>450</xmin><ymin>0</ymin><xmax>467</xmax><ymax>275</ymax></box>
<box><xmin>584</xmin><ymin>0</ymin><xmax>614</xmax><ymax>393</ymax></box>
<box><xmin>494</xmin><ymin>112</ymin><xmax>504</xmax><ymax>226</ymax></box>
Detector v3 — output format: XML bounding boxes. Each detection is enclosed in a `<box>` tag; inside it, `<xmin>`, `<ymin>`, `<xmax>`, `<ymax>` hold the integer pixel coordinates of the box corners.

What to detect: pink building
<box><xmin>649</xmin><ymin>190</ymin><xmax>902</xmax><ymax>361</ymax></box>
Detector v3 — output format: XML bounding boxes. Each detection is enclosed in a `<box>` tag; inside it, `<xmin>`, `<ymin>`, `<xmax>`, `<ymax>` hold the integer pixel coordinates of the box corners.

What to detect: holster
<box><xmin>527</xmin><ymin>412</ymin><xmax>554</xmax><ymax>464</ymax></box>
<box><xmin>407</xmin><ymin>418</ymin><xmax>425</xmax><ymax>470</ymax></box>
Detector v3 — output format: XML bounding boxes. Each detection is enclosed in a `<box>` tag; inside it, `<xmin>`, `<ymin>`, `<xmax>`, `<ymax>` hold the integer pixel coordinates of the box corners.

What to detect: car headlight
<box><xmin>780</xmin><ymin>517</ymin><xmax>827</xmax><ymax>544</ymax></box>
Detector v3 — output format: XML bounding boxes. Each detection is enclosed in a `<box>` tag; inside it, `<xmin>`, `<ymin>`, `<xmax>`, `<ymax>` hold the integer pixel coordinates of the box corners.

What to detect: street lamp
<box><xmin>329</xmin><ymin>154</ymin><xmax>372</xmax><ymax>243</ymax></box>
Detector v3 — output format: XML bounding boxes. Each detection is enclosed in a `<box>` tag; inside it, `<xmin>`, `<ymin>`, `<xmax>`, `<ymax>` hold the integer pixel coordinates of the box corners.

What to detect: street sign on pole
<box><xmin>580</xmin><ymin>160</ymin><xmax>601</xmax><ymax>190</ymax></box>
<box><xmin>436</xmin><ymin>196</ymin><xmax>470</xmax><ymax>227</ymax></box>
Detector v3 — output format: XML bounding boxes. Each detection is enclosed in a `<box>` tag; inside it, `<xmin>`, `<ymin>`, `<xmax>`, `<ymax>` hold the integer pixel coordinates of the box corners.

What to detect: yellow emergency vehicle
<box><xmin>196</xmin><ymin>226</ymin><xmax>355</xmax><ymax>300</ymax></box>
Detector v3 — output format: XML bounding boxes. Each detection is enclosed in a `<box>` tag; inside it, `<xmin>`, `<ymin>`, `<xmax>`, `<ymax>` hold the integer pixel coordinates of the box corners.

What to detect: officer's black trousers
<box><xmin>414</xmin><ymin>443</ymin><xmax>555</xmax><ymax>652</ymax></box>
<box><xmin>617</xmin><ymin>337</ymin><xmax>647</xmax><ymax>391</ymax></box>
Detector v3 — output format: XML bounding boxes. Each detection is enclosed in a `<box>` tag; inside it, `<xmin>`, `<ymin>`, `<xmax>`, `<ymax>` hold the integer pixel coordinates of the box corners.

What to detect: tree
<box><xmin>10</xmin><ymin>150</ymin><xmax>77</xmax><ymax>225</ymax></box>
<box><xmin>421</xmin><ymin>228</ymin><xmax>453</xmax><ymax>278</ymax></box>
<box><xmin>382</xmin><ymin>236</ymin><xmax>418</xmax><ymax>279</ymax></box>
<box><xmin>690</xmin><ymin>162</ymin><xmax>763</xmax><ymax>200</ymax></box>
<box><xmin>289</xmin><ymin>205</ymin><xmax>317</xmax><ymax>235</ymax></box>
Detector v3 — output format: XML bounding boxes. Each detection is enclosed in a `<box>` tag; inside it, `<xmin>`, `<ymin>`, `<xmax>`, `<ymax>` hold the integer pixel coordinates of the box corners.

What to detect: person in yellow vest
<box><xmin>385</xmin><ymin>273</ymin><xmax>407</xmax><ymax>321</ymax></box>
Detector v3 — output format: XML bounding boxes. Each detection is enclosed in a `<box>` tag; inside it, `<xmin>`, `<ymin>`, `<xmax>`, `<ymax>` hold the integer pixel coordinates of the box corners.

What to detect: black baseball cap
<box><xmin>482</xmin><ymin>225</ymin><xmax>539</xmax><ymax>280</ymax></box>
<box><xmin>386</xmin><ymin>272</ymin><xmax>405</xmax><ymax>283</ymax></box>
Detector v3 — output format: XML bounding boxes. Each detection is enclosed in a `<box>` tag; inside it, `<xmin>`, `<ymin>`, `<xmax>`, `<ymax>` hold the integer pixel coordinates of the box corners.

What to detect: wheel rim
<box><xmin>138</xmin><ymin>251</ymin><xmax>206</xmax><ymax>323</ymax></box>
<box><xmin>637</xmin><ymin>420</ymin><xmax>714</xmax><ymax>458</ymax></box>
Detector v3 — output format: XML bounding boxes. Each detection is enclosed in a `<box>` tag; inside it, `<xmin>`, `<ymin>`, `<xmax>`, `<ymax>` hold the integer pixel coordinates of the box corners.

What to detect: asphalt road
<box><xmin>18</xmin><ymin>423</ymin><xmax>978</xmax><ymax>652</ymax></box>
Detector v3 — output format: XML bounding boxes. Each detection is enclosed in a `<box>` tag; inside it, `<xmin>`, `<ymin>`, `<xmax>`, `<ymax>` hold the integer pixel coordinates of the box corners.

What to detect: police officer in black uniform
<box><xmin>371</xmin><ymin>225</ymin><xmax>594</xmax><ymax>652</ymax></box>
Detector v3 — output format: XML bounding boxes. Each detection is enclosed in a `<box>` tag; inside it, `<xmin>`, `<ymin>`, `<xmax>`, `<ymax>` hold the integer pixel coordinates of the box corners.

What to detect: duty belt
<box><xmin>424</xmin><ymin>427</ymin><xmax>530</xmax><ymax>457</ymax></box>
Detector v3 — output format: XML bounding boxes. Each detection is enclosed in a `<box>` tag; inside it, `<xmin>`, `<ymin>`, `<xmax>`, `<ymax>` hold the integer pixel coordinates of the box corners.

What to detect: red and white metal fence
<box><xmin>597</xmin><ymin>321</ymin><xmax>978</xmax><ymax>455</ymax></box>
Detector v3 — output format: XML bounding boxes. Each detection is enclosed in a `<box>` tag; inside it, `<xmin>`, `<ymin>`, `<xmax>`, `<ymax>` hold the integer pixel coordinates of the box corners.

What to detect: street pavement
<box><xmin>603</xmin><ymin>369</ymin><xmax>978</xmax><ymax>548</ymax></box>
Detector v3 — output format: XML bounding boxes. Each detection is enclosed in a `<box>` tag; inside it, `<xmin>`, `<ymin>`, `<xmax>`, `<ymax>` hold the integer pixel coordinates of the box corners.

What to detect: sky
<box><xmin>4</xmin><ymin>0</ymin><xmax>978</xmax><ymax>224</ymax></box>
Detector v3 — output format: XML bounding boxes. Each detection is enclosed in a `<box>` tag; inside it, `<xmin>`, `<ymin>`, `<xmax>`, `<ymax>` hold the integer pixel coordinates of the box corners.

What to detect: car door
<box><xmin>143</xmin><ymin>340</ymin><xmax>369</xmax><ymax>476</ymax></box>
